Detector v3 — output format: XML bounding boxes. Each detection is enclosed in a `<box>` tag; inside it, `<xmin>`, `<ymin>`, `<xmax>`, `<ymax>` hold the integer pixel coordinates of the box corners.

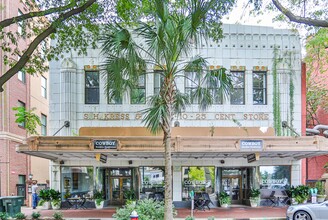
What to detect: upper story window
<box><xmin>17</xmin><ymin>10</ymin><xmax>25</xmax><ymax>37</ymax></box>
<box><xmin>185</xmin><ymin>71</ymin><xmax>199</xmax><ymax>104</ymax></box>
<box><xmin>207</xmin><ymin>70</ymin><xmax>223</xmax><ymax>104</ymax></box>
<box><xmin>17</xmin><ymin>101</ymin><xmax>26</xmax><ymax>128</ymax></box>
<box><xmin>131</xmin><ymin>75</ymin><xmax>146</xmax><ymax>104</ymax></box>
<box><xmin>18</xmin><ymin>69</ymin><xmax>26</xmax><ymax>83</ymax></box>
<box><xmin>185</xmin><ymin>68</ymin><xmax>224</xmax><ymax>104</ymax></box>
<box><xmin>41</xmin><ymin>114</ymin><xmax>47</xmax><ymax>136</ymax></box>
<box><xmin>85</xmin><ymin>70</ymin><xmax>99</xmax><ymax>104</ymax></box>
<box><xmin>41</xmin><ymin>76</ymin><xmax>47</xmax><ymax>98</ymax></box>
<box><xmin>154</xmin><ymin>71</ymin><xmax>164</xmax><ymax>95</ymax></box>
<box><xmin>253</xmin><ymin>71</ymin><xmax>267</xmax><ymax>105</ymax></box>
<box><xmin>230</xmin><ymin>71</ymin><xmax>245</xmax><ymax>105</ymax></box>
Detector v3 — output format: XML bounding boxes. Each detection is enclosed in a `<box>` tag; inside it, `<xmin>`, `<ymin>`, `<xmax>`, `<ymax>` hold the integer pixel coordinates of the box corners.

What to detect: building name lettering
<box><xmin>84</xmin><ymin>113</ymin><xmax>269</xmax><ymax>121</ymax></box>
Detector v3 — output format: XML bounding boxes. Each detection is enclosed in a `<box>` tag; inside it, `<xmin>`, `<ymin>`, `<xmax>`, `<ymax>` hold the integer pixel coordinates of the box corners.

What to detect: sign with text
<box><xmin>94</xmin><ymin>140</ymin><xmax>118</xmax><ymax>150</ymax></box>
<box><xmin>240</xmin><ymin>140</ymin><xmax>263</xmax><ymax>151</ymax></box>
<box><xmin>247</xmin><ymin>153</ymin><xmax>260</xmax><ymax>163</ymax></box>
<box><xmin>95</xmin><ymin>153</ymin><xmax>107</xmax><ymax>163</ymax></box>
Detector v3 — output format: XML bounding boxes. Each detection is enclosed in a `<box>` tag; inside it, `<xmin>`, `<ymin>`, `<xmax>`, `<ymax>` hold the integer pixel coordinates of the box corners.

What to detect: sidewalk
<box><xmin>21</xmin><ymin>205</ymin><xmax>287</xmax><ymax>220</ymax></box>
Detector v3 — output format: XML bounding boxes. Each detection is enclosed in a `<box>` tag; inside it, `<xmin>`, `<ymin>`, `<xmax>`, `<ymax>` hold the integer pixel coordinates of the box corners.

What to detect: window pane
<box><xmin>41</xmin><ymin>76</ymin><xmax>47</xmax><ymax>98</ymax></box>
<box><xmin>18</xmin><ymin>70</ymin><xmax>26</xmax><ymax>83</ymax></box>
<box><xmin>253</xmin><ymin>72</ymin><xmax>267</xmax><ymax>105</ymax></box>
<box><xmin>259</xmin><ymin>166</ymin><xmax>291</xmax><ymax>190</ymax></box>
<box><xmin>230</xmin><ymin>71</ymin><xmax>245</xmax><ymax>105</ymax></box>
<box><xmin>139</xmin><ymin>167</ymin><xmax>164</xmax><ymax>200</ymax></box>
<box><xmin>41</xmin><ymin>114</ymin><xmax>47</xmax><ymax>136</ymax></box>
<box><xmin>61</xmin><ymin>167</ymin><xmax>94</xmax><ymax>199</ymax></box>
<box><xmin>131</xmin><ymin>75</ymin><xmax>145</xmax><ymax>104</ymax></box>
<box><xmin>182</xmin><ymin>166</ymin><xmax>215</xmax><ymax>201</ymax></box>
<box><xmin>85</xmin><ymin>71</ymin><xmax>99</xmax><ymax>104</ymax></box>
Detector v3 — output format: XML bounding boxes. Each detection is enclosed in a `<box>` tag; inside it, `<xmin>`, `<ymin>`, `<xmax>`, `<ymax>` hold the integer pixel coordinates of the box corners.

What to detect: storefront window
<box><xmin>61</xmin><ymin>167</ymin><xmax>94</xmax><ymax>199</ymax></box>
<box><xmin>139</xmin><ymin>167</ymin><xmax>164</xmax><ymax>200</ymax></box>
<box><xmin>259</xmin><ymin>166</ymin><xmax>291</xmax><ymax>189</ymax></box>
<box><xmin>182</xmin><ymin>167</ymin><xmax>215</xmax><ymax>201</ymax></box>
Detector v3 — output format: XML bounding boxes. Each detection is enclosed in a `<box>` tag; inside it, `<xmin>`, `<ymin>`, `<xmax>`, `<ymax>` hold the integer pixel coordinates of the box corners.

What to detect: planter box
<box><xmin>42</xmin><ymin>201</ymin><xmax>51</xmax><ymax>210</ymax></box>
<box><xmin>95</xmin><ymin>201</ymin><xmax>104</xmax><ymax>209</ymax></box>
<box><xmin>250</xmin><ymin>197</ymin><xmax>260</xmax><ymax>207</ymax></box>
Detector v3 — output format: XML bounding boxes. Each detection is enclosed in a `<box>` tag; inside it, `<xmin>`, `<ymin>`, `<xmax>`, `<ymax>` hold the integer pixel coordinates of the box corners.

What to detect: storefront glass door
<box><xmin>110</xmin><ymin>177</ymin><xmax>132</xmax><ymax>205</ymax></box>
<box><xmin>222</xmin><ymin>176</ymin><xmax>242</xmax><ymax>203</ymax></box>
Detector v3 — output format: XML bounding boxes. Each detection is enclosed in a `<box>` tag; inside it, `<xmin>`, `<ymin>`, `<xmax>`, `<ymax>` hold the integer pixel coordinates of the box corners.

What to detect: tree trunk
<box><xmin>163</xmin><ymin>127</ymin><xmax>173</xmax><ymax>220</ymax></box>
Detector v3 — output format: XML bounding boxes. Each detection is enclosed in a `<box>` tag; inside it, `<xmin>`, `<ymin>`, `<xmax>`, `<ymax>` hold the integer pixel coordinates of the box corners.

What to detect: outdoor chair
<box><xmin>268</xmin><ymin>190</ymin><xmax>276</xmax><ymax>206</ymax></box>
<box><xmin>194</xmin><ymin>194</ymin><xmax>206</xmax><ymax>211</ymax></box>
<box><xmin>201</xmin><ymin>193</ymin><xmax>214</xmax><ymax>210</ymax></box>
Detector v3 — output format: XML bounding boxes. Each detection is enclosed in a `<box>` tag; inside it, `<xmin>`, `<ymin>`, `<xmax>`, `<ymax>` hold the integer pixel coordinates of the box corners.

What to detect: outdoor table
<box><xmin>274</xmin><ymin>195</ymin><xmax>289</xmax><ymax>206</ymax></box>
<box><xmin>67</xmin><ymin>197</ymin><xmax>86</xmax><ymax>209</ymax></box>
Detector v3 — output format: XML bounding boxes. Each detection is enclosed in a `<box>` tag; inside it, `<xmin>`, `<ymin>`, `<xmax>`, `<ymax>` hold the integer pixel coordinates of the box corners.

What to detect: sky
<box><xmin>221</xmin><ymin>0</ymin><xmax>286</xmax><ymax>28</ymax></box>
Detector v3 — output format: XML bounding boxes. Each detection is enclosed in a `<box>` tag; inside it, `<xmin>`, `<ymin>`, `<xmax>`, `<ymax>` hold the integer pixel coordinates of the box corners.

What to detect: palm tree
<box><xmin>101</xmin><ymin>0</ymin><xmax>232</xmax><ymax>219</ymax></box>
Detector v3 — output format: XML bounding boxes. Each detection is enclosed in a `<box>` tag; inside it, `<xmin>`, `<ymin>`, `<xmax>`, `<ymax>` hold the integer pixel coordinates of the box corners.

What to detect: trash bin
<box><xmin>0</xmin><ymin>196</ymin><xmax>24</xmax><ymax>217</ymax></box>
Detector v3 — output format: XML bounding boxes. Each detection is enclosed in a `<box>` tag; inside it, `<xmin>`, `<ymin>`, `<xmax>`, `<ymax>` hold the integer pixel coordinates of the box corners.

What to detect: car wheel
<box><xmin>293</xmin><ymin>210</ymin><xmax>312</xmax><ymax>220</ymax></box>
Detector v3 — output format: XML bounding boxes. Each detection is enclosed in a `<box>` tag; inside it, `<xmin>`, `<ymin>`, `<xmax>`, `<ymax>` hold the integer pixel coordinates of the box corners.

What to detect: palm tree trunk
<box><xmin>163</xmin><ymin>127</ymin><xmax>173</xmax><ymax>220</ymax></box>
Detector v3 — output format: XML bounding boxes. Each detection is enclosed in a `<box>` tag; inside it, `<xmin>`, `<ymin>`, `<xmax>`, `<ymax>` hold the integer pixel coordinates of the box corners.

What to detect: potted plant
<box><xmin>249</xmin><ymin>188</ymin><xmax>261</xmax><ymax>207</ymax></box>
<box><xmin>93</xmin><ymin>190</ymin><xmax>104</xmax><ymax>209</ymax></box>
<box><xmin>49</xmin><ymin>189</ymin><xmax>61</xmax><ymax>210</ymax></box>
<box><xmin>123</xmin><ymin>189</ymin><xmax>136</xmax><ymax>204</ymax></box>
<box><xmin>217</xmin><ymin>191</ymin><xmax>231</xmax><ymax>208</ymax></box>
<box><xmin>315</xmin><ymin>181</ymin><xmax>326</xmax><ymax>203</ymax></box>
<box><xmin>38</xmin><ymin>189</ymin><xmax>52</xmax><ymax>209</ymax></box>
<box><xmin>294</xmin><ymin>185</ymin><xmax>310</xmax><ymax>204</ymax></box>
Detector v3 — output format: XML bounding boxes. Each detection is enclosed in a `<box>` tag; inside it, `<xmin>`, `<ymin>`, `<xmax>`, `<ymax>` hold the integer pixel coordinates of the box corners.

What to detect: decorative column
<box><xmin>59</xmin><ymin>58</ymin><xmax>77</xmax><ymax>136</ymax></box>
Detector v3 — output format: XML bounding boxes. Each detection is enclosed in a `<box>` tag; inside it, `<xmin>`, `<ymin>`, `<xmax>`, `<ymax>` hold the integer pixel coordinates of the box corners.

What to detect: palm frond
<box><xmin>204</xmin><ymin>67</ymin><xmax>233</xmax><ymax>99</ymax></box>
<box><xmin>173</xmin><ymin>90</ymin><xmax>190</xmax><ymax>113</ymax></box>
<box><xmin>141</xmin><ymin>95</ymin><xmax>168</xmax><ymax>134</ymax></box>
<box><xmin>100</xmin><ymin>23</ymin><xmax>147</xmax><ymax>102</ymax></box>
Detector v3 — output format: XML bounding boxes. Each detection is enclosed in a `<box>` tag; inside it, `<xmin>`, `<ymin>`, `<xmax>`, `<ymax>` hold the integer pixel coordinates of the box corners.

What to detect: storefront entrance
<box><xmin>108</xmin><ymin>168</ymin><xmax>132</xmax><ymax>205</ymax></box>
<box><xmin>222</xmin><ymin>176</ymin><xmax>242</xmax><ymax>204</ymax></box>
<box><xmin>110</xmin><ymin>177</ymin><xmax>132</xmax><ymax>205</ymax></box>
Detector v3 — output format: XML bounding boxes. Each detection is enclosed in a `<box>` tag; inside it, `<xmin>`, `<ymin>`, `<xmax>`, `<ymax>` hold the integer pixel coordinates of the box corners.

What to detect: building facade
<box><xmin>18</xmin><ymin>24</ymin><xmax>328</xmax><ymax>206</ymax></box>
<box><xmin>0</xmin><ymin>0</ymin><xmax>49</xmax><ymax>203</ymax></box>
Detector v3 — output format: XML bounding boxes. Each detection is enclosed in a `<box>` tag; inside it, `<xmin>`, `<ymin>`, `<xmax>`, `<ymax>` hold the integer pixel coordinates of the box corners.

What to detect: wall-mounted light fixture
<box><xmin>28</xmin><ymin>173</ymin><xmax>33</xmax><ymax>180</ymax></box>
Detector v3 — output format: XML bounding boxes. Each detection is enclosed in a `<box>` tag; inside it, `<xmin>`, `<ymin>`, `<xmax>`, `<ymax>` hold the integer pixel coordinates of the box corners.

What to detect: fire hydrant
<box><xmin>130</xmin><ymin>210</ymin><xmax>138</xmax><ymax>220</ymax></box>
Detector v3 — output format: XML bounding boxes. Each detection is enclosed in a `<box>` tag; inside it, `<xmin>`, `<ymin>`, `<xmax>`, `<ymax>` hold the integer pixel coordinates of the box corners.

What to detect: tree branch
<box><xmin>272</xmin><ymin>0</ymin><xmax>328</xmax><ymax>27</ymax></box>
<box><xmin>0</xmin><ymin>1</ymin><xmax>78</xmax><ymax>29</ymax></box>
<box><xmin>0</xmin><ymin>0</ymin><xmax>96</xmax><ymax>92</ymax></box>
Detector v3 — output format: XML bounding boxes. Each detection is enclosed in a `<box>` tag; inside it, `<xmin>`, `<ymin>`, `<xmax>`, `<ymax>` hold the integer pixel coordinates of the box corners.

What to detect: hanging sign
<box><xmin>95</xmin><ymin>153</ymin><xmax>107</xmax><ymax>163</ymax></box>
<box><xmin>247</xmin><ymin>153</ymin><xmax>260</xmax><ymax>163</ymax></box>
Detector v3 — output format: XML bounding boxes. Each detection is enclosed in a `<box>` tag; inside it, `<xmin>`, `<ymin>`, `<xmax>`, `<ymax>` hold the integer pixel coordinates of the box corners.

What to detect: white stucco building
<box><xmin>18</xmin><ymin>24</ymin><xmax>328</xmax><ymax>207</ymax></box>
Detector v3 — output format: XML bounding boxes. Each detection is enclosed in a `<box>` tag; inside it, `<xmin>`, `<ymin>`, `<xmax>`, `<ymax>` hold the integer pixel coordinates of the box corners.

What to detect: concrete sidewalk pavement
<box><xmin>20</xmin><ymin>205</ymin><xmax>287</xmax><ymax>219</ymax></box>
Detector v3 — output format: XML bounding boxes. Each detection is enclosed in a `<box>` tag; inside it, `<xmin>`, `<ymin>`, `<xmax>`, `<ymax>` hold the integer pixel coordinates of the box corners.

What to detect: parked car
<box><xmin>286</xmin><ymin>200</ymin><xmax>328</xmax><ymax>220</ymax></box>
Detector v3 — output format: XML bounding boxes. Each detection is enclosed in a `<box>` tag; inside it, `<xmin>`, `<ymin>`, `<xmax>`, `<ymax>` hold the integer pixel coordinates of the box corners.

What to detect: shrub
<box><xmin>15</xmin><ymin>212</ymin><xmax>26</xmax><ymax>220</ymax></box>
<box><xmin>315</xmin><ymin>181</ymin><xmax>325</xmax><ymax>195</ymax></box>
<box><xmin>113</xmin><ymin>199</ymin><xmax>172</xmax><ymax>220</ymax></box>
<box><xmin>0</xmin><ymin>212</ymin><xmax>8</xmax><ymax>220</ymax></box>
<box><xmin>93</xmin><ymin>190</ymin><xmax>104</xmax><ymax>206</ymax></box>
<box><xmin>31</xmin><ymin>211</ymin><xmax>41</xmax><ymax>220</ymax></box>
<box><xmin>207</xmin><ymin>217</ymin><xmax>215</xmax><ymax>220</ymax></box>
<box><xmin>218</xmin><ymin>191</ymin><xmax>231</xmax><ymax>205</ymax></box>
<box><xmin>185</xmin><ymin>216</ymin><xmax>195</xmax><ymax>220</ymax></box>
<box><xmin>53</xmin><ymin>211</ymin><xmax>63</xmax><ymax>220</ymax></box>
<box><xmin>249</xmin><ymin>188</ymin><xmax>261</xmax><ymax>198</ymax></box>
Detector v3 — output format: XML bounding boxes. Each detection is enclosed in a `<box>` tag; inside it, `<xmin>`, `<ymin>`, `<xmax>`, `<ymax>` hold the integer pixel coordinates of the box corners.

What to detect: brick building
<box><xmin>0</xmin><ymin>0</ymin><xmax>49</xmax><ymax>203</ymax></box>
